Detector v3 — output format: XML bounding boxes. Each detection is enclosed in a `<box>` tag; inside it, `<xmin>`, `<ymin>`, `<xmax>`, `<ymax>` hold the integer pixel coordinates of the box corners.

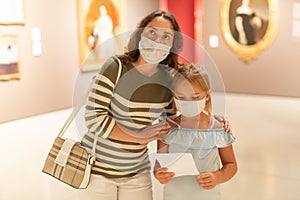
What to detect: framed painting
<box><xmin>77</xmin><ymin>0</ymin><xmax>127</xmax><ymax>72</ymax></box>
<box><xmin>220</xmin><ymin>0</ymin><xmax>279</xmax><ymax>62</ymax></box>
<box><xmin>0</xmin><ymin>34</ymin><xmax>20</xmax><ymax>81</ymax></box>
<box><xmin>0</xmin><ymin>0</ymin><xmax>25</xmax><ymax>25</ymax></box>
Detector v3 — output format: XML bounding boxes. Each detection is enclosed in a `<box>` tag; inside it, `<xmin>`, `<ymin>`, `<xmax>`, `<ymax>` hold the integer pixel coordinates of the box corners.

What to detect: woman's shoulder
<box><xmin>99</xmin><ymin>56</ymin><xmax>119</xmax><ymax>72</ymax></box>
<box><xmin>96</xmin><ymin>56</ymin><xmax>124</xmax><ymax>83</ymax></box>
<box><xmin>158</xmin><ymin>64</ymin><xmax>173</xmax><ymax>77</ymax></box>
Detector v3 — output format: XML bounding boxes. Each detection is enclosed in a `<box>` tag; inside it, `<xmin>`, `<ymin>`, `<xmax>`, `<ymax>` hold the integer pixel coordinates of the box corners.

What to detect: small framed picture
<box><xmin>0</xmin><ymin>0</ymin><xmax>25</xmax><ymax>25</ymax></box>
<box><xmin>0</xmin><ymin>34</ymin><xmax>21</xmax><ymax>81</ymax></box>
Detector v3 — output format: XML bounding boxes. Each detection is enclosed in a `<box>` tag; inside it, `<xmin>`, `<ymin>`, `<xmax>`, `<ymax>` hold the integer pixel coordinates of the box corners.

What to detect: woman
<box><xmin>80</xmin><ymin>10</ymin><xmax>183</xmax><ymax>200</ymax></box>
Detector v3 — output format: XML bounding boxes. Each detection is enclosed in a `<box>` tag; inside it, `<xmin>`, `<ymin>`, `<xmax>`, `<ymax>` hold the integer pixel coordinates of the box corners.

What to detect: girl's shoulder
<box><xmin>211</xmin><ymin>117</ymin><xmax>224</xmax><ymax>129</ymax></box>
<box><xmin>167</xmin><ymin>115</ymin><xmax>181</xmax><ymax>128</ymax></box>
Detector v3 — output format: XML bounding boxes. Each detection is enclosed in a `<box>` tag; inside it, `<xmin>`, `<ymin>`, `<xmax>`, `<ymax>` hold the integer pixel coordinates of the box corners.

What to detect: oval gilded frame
<box><xmin>220</xmin><ymin>0</ymin><xmax>279</xmax><ymax>62</ymax></box>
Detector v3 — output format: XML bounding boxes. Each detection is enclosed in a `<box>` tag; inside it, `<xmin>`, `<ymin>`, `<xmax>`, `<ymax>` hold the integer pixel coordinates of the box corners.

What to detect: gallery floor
<box><xmin>1</xmin><ymin>93</ymin><xmax>300</xmax><ymax>200</ymax></box>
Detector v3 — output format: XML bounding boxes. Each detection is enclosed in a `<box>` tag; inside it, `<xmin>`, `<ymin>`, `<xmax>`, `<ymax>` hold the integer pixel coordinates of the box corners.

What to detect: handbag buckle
<box><xmin>88</xmin><ymin>154</ymin><xmax>96</xmax><ymax>165</ymax></box>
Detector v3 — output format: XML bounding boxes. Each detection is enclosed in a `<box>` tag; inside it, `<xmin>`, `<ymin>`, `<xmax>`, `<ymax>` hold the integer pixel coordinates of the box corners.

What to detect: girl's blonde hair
<box><xmin>173</xmin><ymin>64</ymin><xmax>212</xmax><ymax>116</ymax></box>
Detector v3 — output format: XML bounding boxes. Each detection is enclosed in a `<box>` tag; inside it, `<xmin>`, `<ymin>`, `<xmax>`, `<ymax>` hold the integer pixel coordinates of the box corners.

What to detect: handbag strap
<box><xmin>57</xmin><ymin>56</ymin><xmax>122</xmax><ymax>139</ymax></box>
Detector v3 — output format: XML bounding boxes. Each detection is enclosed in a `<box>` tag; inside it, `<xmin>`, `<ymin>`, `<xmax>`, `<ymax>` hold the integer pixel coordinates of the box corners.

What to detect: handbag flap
<box><xmin>55</xmin><ymin>138</ymin><xmax>77</xmax><ymax>166</ymax></box>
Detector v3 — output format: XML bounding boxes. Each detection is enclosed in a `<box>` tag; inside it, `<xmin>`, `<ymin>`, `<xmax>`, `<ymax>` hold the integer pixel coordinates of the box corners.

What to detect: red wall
<box><xmin>160</xmin><ymin>0</ymin><xmax>203</xmax><ymax>63</ymax></box>
<box><xmin>168</xmin><ymin>0</ymin><xmax>195</xmax><ymax>39</ymax></box>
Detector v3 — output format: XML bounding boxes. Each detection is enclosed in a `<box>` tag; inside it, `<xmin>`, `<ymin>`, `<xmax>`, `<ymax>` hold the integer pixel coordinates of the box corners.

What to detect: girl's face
<box><xmin>142</xmin><ymin>16</ymin><xmax>175</xmax><ymax>46</ymax></box>
<box><xmin>174</xmin><ymin>79</ymin><xmax>208</xmax><ymax>101</ymax></box>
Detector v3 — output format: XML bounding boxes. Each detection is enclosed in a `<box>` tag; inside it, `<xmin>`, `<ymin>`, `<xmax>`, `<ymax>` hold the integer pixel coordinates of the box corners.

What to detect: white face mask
<box><xmin>174</xmin><ymin>97</ymin><xmax>206</xmax><ymax>117</ymax></box>
<box><xmin>138</xmin><ymin>36</ymin><xmax>171</xmax><ymax>64</ymax></box>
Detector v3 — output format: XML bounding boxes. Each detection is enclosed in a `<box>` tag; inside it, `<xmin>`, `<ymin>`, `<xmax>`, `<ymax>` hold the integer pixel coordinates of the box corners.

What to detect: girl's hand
<box><xmin>154</xmin><ymin>167</ymin><xmax>175</xmax><ymax>184</ymax></box>
<box><xmin>214</xmin><ymin>115</ymin><xmax>232</xmax><ymax>133</ymax></box>
<box><xmin>196</xmin><ymin>172</ymin><xmax>219</xmax><ymax>190</ymax></box>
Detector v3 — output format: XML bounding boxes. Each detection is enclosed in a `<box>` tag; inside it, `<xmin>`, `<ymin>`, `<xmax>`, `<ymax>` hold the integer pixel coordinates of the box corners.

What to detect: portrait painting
<box><xmin>220</xmin><ymin>0</ymin><xmax>279</xmax><ymax>62</ymax></box>
<box><xmin>229</xmin><ymin>0</ymin><xmax>269</xmax><ymax>46</ymax></box>
<box><xmin>77</xmin><ymin>0</ymin><xmax>127</xmax><ymax>72</ymax></box>
<box><xmin>0</xmin><ymin>35</ymin><xmax>20</xmax><ymax>81</ymax></box>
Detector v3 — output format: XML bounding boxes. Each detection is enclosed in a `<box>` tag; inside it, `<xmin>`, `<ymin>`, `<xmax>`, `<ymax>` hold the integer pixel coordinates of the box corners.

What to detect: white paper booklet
<box><xmin>149</xmin><ymin>153</ymin><xmax>199</xmax><ymax>177</ymax></box>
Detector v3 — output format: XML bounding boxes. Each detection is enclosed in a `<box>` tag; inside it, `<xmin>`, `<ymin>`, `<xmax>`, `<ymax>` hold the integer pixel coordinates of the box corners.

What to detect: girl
<box><xmin>154</xmin><ymin>64</ymin><xmax>237</xmax><ymax>200</ymax></box>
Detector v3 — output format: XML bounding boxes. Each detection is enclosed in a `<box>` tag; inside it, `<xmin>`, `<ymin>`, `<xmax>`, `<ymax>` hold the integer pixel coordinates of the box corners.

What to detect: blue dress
<box><xmin>162</xmin><ymin>118</ymin><xmax>235</xmax><ymax>200</ymax></box>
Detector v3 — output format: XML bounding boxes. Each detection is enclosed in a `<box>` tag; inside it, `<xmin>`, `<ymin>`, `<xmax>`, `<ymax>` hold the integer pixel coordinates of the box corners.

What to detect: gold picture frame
<box><xmin>0</xmin><ymin>34</ymin><xmax>21</xmax><ymax>81</ymax></box>
<box><xmin>77</xmin><ymin>0</ymin><xmax>127</xmax><ymax>72</ymax></box>
<box><xmin>220</xmin><ymin>0</ymin><xmax>279</xmax><ymax>62</ymax></box>
<box><xmin>0</xmin><ymin>0</ymin><xmax>25</xmax><ymax>25</ymax></box>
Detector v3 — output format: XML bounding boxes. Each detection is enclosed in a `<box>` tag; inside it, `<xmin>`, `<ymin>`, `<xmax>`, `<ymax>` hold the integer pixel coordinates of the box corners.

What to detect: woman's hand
<box><xmin>196</xmin><ymin>172</ymin><xmax>219</xmax><ymax>190</ymax></box>
<box><xmin>119</xmin><ymin>122</ymin><xmax>170</xmax><ymax>144</ymax></box>
<box><xmin>214</xmin><ymin>115</ymin><xmax>232</xmax><ymax>133</ymax></box>
<box><xmin>135</xmin><ymin>135</ymin><xmax>163</xmax><ymax>145</ymax></box>
<box><xmin>139</xmin><ymin>122</ymin><xmax>171</xmax><ymax>138</ymax></box>
<box><xmin>154</xmin><ymin>167</ymin><xmax>175</xmax><ymax>184</ymax></box>
<box><xmin>110</xmin><ymin>122</ymin><xmax>170</xmax><ymax>144</ymax></box>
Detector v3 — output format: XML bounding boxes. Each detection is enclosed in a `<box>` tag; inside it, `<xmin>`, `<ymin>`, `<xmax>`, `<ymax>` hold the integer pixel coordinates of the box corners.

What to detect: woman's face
<box><xmin>142</xmin><ymin>16</ymin><xmax>175</xmax><ymax>46</ymax></box>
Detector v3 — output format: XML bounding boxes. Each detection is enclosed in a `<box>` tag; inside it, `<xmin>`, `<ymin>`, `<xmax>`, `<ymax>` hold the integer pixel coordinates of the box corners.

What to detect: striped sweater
<box><xmin>82</xmin><ymin>56</ymin><xmax>176</xmax><ymax>178</ymax></box>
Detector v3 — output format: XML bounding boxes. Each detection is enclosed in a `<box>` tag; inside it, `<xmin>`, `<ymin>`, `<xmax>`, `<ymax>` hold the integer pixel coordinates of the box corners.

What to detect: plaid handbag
<box><xmin>42</xmin><ymin>56</ymin><xmax>122</xmax><ymax>189</ymax></box>
<box><xmin>42</xmin><ymin>136</ymin><xmax>94</xmax><ymax>189</ymax></box>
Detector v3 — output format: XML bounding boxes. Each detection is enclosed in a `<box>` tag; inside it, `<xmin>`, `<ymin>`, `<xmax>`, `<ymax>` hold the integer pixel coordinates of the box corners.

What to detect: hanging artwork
<box><xmin>0</xmin><ymin>34</ymin><xmax>20</xmax><ymax>81</ymax></box>
<box><xmin>0</xmin><ymin>0</ymin><xmax>25</xmax><ymax>25</ymax></box>
<box><xmin>220</xmin><ymin>0</ymin><xmax>279</xmax><ymax>62</ymax></box>
<box><xmin>77</xmin><ymin>0</ymin><xmax>127</xmax><ymax>72</ymax></box>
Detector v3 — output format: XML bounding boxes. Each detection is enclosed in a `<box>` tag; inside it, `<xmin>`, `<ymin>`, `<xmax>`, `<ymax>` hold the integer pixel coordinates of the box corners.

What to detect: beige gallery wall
<box><xmin>1</xmin><ymin>0</ymin><xmax>299</xmax><ymax>123</ymax></box>
<box><xmin>203</xmin><ymin>0</ymin><xmax>300</xmax><ymax>98</ymax></box>
<box><xmin>0</xmin><ymin>0</ymin><xmax>159</xmax><ymax>123</ymax></box>
<box><xmin>0</xmin><ymin>0</ymin><xmax>80</xmax><ymax>123</ymax></box>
